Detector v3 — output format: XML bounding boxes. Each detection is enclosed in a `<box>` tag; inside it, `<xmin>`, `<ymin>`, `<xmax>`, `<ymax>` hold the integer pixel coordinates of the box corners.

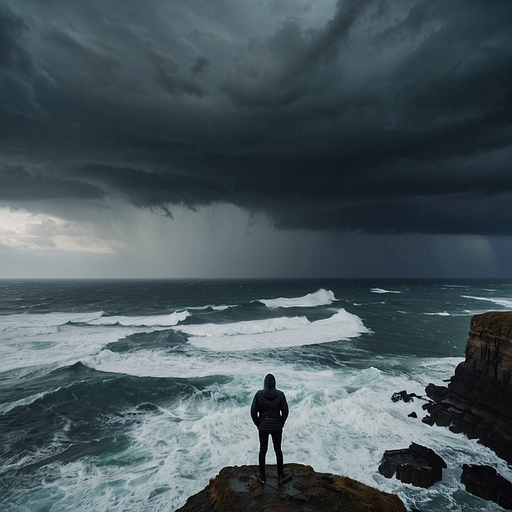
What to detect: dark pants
<box><xmin>258</xmin><ymin>429</ymin><xmax>283</xmax><ymax>480</ymax></box>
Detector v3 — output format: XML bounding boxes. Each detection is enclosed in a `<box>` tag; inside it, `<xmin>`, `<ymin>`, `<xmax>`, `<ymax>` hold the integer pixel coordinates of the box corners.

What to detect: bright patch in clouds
<box><xmin>0</xmin><ymin>207</ymin><xmax>123</xmax><ymax>254</ymax></box>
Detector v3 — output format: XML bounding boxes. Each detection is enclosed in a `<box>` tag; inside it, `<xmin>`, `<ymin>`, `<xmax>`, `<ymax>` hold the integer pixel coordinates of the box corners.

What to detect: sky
<box><xmin>1</xmin><ymin>0</ymin><xmax>512</xmax><ymax>279</ymax></box>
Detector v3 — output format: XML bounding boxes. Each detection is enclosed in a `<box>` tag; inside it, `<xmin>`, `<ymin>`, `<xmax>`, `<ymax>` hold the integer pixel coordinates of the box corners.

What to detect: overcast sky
<box><xmin>1</xmin><ymin>0</ymin><xmax>511</xmax><ymax>278</ymax></box>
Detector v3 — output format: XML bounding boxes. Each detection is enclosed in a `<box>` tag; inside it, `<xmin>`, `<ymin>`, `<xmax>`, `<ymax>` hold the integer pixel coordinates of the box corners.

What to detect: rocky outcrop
<box><xmin>378</xmin><ymin>443</ymin><xmax>446</xmax><ymax>488</ymax></box>
<box><xmin>423</xmin><ymin>311</ymin><xmax>512</xmax><ymax>463</ymax></box>
<box><xmin>461</xmin><ymin>464</ymin><xmax>512</xmax><ymax>510</ymax></box>
<box><xmin>391</xmin><ymin>390</ymin><xmax>423</xmax><ymax>403</ymax></box>
<box><xmin>176</xmin><ymin>463</ymin><xmax>407</xmax><ymax>512</ymax></box>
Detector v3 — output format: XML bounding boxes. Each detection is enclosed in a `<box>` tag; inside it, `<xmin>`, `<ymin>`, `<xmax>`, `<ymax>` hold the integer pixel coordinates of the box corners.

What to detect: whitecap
<box><xmin>188</xmin><ymin>305</ymin><xmax>232</xmax><ymax>312</ymax></box>
<box><xmin>87</xmin><ymin>310</ymin><xmax>190</xmax><ymax>327</ymax></box>
<box><xmin>176</xmin><ymin>309</ymin><xmax>369</xmax><ymax>352</ymax></box>
<box><xmin>176</xmin><ymin>315</ymin><xmax>310</xmax><ymax>337</ymax></box>
<box><xmin>82</xmin><ymin>349</ymin><xmax>301</xmax><ymax>379</ymax></box>
<box><xmin>0</xmin><ymin>322</ymin><xmax>173</xmax><ymax>374</ymax></box>
<box><xmin>259</xmin><ymin>289</ymin><xmax>337</xmax><ymax>308</ymax></box>
<box><xmin>462</xmin><ymin>295</ymin><xmax>512</xmax><ymax>309</ymax></box>
<box><xmin>0</xmin><ymin>311</ymin><xmax>105</xmax><ymax>337</ymax></box>
<box><xmin>370</xmin><ymin>288</ymin><xmax>401</xmax><ymax>294</ymax></box>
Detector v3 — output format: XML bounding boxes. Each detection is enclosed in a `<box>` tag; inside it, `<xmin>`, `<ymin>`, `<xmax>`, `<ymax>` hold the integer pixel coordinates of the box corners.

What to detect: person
<box><xmin>250</xmin><ymin>373</ymin><xmax>290</xmax><ymax>484</ymax></box>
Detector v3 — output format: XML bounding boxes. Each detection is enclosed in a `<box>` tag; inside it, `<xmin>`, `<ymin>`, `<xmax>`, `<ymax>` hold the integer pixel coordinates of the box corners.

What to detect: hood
<box><xmin>264</xmin><ymin>374</ymin><xmax>276</xmax><ymax>389</ymax></box>
<box><xmin>263</xmin><ymin>374</ymin><xmax>277</xmax><ymax>399</ymax></box>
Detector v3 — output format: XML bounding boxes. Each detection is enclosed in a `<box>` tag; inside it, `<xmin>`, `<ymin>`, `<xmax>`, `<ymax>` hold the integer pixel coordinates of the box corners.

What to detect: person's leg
<box><xmin>270</xmin><ymin>430</ymin><xmax>283</xmax><ymax>477</ymax></box>
<box><xmin>258</xmin><ymin>430</ymin><xmax>269</xmax><ymax>481</ymax></box>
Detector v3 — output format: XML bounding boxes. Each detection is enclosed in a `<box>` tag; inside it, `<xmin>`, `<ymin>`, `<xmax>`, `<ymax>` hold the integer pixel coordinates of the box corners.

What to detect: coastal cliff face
<box><xmin>176</xmin><ymin>464</ymin><xmax>407</xmax><ymax>512</ymax></box>
<box><xmin>450</xmin><ymin>311</ymin><xmax>512</xmax><ymax>416</ymax></box>
<box><xmin>424</xmin><ymin>311</ymin><xmax>512</xmax><ymax>463</ymax></box>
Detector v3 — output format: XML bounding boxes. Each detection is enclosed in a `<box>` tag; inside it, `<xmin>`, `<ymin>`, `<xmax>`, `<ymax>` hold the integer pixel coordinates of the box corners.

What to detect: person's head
<box><xmin>264</xmin><ymin>374</ymin><xmax>276</xmax><ymax>389</ymax></box>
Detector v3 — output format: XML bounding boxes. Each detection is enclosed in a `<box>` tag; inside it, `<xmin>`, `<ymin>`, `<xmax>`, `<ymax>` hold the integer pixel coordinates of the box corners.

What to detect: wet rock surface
<box><xmin>461</xmin><ymin>464</ymin><xmax>512</xmax><ymax>510</ymax></box>
<box><xmin>176</xmin><ymin>463</ymin><xmax>407</xmax><ymax>512</ymax></box>
<box><xmin>391</xmin><ymin>390</ymin><xmax>423</xmax><ymax>403</ymax></box>
<box><xmin>378</xmin><ymin>443</ymin><xmax>446</xmax><ymax>488</ymax></box>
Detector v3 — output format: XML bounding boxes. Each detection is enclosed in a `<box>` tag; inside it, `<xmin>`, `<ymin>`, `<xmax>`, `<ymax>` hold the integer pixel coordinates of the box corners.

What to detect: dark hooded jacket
<box><xmin>251</xmin><ymin>374</ymin><xmax>289</xmax><ymax>433</ymax></box>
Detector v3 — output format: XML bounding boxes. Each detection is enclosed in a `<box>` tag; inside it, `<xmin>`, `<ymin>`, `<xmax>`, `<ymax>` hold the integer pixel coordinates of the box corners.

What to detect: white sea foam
<box><xmin>175</xmin><ymin>309</ymin><xmax>369</xmax><ymax>352</ymax></box>
<box><xmin>0</xmin><ymin>310</ymin><xmax>190</xmax><ymax>334</ymax></box>
<box><xmin>188</xmin><ymin>304</ymin><xmax>232</xmax><ymax>311</ymax></box>
<box><xmin>425</xmin><ymin>311</ymin><xmax>450</xmax><ymax>316</ymax></box>
<box><xmin>87</xmin><ymin>310</ymin><xmax>190</xmax><ymax>327</ymax></box>
<box><xmin>462</xmin><ymin>295</ymin><xmax>512</xmax><ymax>310</ymax></box>
<box><xmin>370</xmin><ymin>288</ymin><xmax>401</xmax><ymax>294</ymax></box>
<box><xmin>28</xmin><ymin>357</ymin><xmax>510</xmax><ymax>512</ymax></box>
<box><xmin>82</xmin><ymin>349</ymin><xmax>304</xmax><ymax>379</ymax></box>
<box><xmin>0</xmin><ymin>322</ymin><xmax>173</xmax><ymax>373</ymax></box>
<box><xmin>4</xmin><ymin>351</ymin><xmax>508</xmax><ymax>512</ymax></box>
<box><xmin>177</xmin><ymin>315</ymin><xmax>310</xmax><ymax>337</ymax></box>
<box><xmin>0</xmin><ymin>311</ymin><xmax>105</xmax><ymax>338</ymax></box>
<box><xmin>0</xmin><ymin>309</ymin><xmax>192</xmax><ymax>373</ymax></box>
<box><xmin>259</xmin><ymin>288</ymin><xmax>337</xmax><ymax>308</ymax></box>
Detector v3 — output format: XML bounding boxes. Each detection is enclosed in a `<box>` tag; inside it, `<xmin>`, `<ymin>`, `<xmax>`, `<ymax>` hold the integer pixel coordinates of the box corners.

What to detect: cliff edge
<box><xmin>424</xmin><ymin>311</ymin><xmax>512</xmax><ymax>463</ymax></box>
<box><xmin>176</xmin><ymin>463</ymin><xmax>407</xmax><ymax>512</ymax></box>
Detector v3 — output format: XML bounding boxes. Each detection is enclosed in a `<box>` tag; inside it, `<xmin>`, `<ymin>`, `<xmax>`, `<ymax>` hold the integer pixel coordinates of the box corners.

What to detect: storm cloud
<box><xmin>1</xmin><ymin>0</ymin><xmax>512</xmax><ymax>237</ymax></box>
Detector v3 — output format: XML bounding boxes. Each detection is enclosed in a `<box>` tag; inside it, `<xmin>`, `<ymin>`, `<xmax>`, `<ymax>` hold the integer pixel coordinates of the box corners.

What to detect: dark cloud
<box><xmin>0</xmin><ymin>164</ymin><xmax>103</xmax><ymax>201</ymax></box>
<box><xmin>190</xmin><ymin>56</ymin><xmax>210</xmax><ymax>76</ymax></box>
<box><xmin>1</xmin><ymin>0</ymin><xmax>512</xmax><ymax>236</ymax></box>
<box><xmin>149</xmin><ymin>48</ymin><xmax>206</xmax><ymax>97</ymax></box>
<box><xmin>80</xmin><ymin>163</ymin><xmax>225</xmax><ymax>208</ymax></box>
<box><xmin>0</xmin><ymin>5</ymin><xmax>33</xmax><ymax>74</ymax></box>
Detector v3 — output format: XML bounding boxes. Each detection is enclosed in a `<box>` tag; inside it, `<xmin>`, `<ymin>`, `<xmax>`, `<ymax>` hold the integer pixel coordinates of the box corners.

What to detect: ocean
<box><xmin>1</xmin><ymin>279</ymin><xmax>512</xmax><ymax>512</ymax></box>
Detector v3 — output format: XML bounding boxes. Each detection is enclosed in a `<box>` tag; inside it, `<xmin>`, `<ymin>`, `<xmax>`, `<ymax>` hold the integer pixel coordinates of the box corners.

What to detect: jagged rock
<box><xmin>391</xmin><ymin>390</ymin><xmax>423</xmax><ymax>403</ymax></box>
<box><xmin>423</xmin><ymin>311</ymin><xmax>512</xmax><ymax>464</ymax></box>
<box><xmin>176</xmin><ymin>463</ymin><xmax>407</xmax><ymax>512</ymax></box>
<box><xmin>378</xmin><ymin>443</ymin><xmax>446</xmax><ymax>488</ymax></box>
<box><xmin>461</xmin><ymin>464</ymin><xmax>512</xmax><ymax>510</ymax></box>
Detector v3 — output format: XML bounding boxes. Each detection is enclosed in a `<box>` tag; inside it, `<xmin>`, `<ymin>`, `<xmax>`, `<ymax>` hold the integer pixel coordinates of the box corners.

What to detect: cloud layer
<box><xmin>1</xmin><ymin>0</ymin><xmax>512</xmax><ymax>236</ymax></box>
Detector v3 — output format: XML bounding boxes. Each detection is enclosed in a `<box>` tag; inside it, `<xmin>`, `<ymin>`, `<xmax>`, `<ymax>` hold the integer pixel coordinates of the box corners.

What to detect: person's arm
<box><xmin>280</xmin><ymin>392</ymin><xmax>289</xmax><ymax>426</ymax></box>
<box><xmin>250</xmin><ymin>393</ymin><xmax>260</xmax><ymax>427</ymax></box>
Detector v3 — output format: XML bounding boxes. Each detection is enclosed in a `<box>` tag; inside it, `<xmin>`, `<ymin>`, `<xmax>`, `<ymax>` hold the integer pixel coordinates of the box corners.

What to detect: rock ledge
<box><xmin>176</xmin><ymin>463</ymin><xmax>407</xmax><ymax>512</ymax></box>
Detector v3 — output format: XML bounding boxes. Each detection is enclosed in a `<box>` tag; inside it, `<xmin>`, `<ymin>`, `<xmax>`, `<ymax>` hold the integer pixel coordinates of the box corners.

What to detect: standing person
<box><xmin>251</xmin><ymin>374</ymin><xmax>290</xmax><ymax>484</ymax></box>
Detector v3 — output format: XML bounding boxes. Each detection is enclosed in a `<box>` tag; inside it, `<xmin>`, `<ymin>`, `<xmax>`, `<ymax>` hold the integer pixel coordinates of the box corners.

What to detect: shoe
<box><xmin>255</xmin><ymin>473</ymin><xmax>266</xmax><ymax>484</ymax></box>
<box><xmin>278</xmin><ymin>473</ymin><xmax>291</xmax><ymax>485</ymax></box>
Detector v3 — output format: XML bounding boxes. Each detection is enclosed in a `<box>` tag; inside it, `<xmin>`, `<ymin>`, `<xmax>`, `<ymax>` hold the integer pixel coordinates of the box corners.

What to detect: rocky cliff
<box><xmin>176</xmin><ymin>463</ymin><xmax>407</xmax><ymax>512</ymax></box>
<box><xmin>424</xmin><ymin>311</ymin><xmax>512</xmax><ymax>463</ymax></box>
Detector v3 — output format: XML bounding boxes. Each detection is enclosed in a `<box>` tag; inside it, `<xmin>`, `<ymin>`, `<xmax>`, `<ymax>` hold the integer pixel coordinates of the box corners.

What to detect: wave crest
<box><xmin>370</xmin><ymin>288</ymin><xmax>401</xmax><ymax>294</ymax></box>
<box><xmin>260</xmin><ymin>289</ymin><xmax>337</xmax><ymax>308</ymax></box>
<box><xmin>88</xmin><ymin>310</ymin><xmax>190</xmax><ymax>327</ymax></box>
<box><xmin>177</xmin><ymin>309</ymin><xmax>369</xmax><ymax>352</ymax></box>
<box><xmin>462</xmin><ymin>295</ymin><xmax>512</xmax><ymax>309</ymax></box>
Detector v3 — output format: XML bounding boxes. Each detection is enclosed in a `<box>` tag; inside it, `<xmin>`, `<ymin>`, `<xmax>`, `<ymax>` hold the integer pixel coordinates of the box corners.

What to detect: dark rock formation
<box><xmin>176</xmin><ymin>463</ymin><xmax>407</xmax><ymax>512</ymax></box>
<box><xmin>461</xmin><ymin>464</ymin><xmax>512</xmax><ymax>510</ymax></box>
<box><xmin>391</xmin><ymin>390</ymin><xmax>423</xmax><ymax>403</ymax></box>
<box><xmin>423</xmin><ymin>311</ymin><xmax>512</xmax><ymax>463</ymax></box>
<box><xmin>378</xmin><ymin>443</ymin><xmax>446</xmax><ymax>488</ymax></box>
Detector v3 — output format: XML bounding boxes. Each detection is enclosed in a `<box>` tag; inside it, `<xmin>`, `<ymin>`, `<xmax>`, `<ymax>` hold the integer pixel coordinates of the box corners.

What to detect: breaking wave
<box><xmin>462</xmin><ymin>295</ymin><xmax>512</xmax><ymax>310</ymax></box>
<box><xmin>371</xmin><ymin>288</ymin><xmax>401</xmax><ymax>294</ymax></box>
<box><xmin>259</xmin><ymin>289</ymin><xmax>337</xmax><ymax>308</ymax></box>
<box><xmin>176</xmin><ymin>309</ymin><xmax>369</xmax><ymax>352</ymax></box>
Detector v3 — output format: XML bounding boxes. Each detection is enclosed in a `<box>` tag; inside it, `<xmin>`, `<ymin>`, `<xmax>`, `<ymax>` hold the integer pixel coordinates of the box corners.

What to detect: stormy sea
<box><xmin>1</xmin><ymin>279</ymin><xmax>512</xmax><ymax>512</ymax></box>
